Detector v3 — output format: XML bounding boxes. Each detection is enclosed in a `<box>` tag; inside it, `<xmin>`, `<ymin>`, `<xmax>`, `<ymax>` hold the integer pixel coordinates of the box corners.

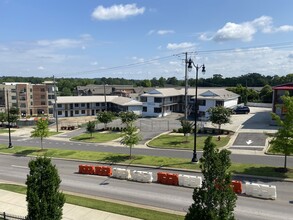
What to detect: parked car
<box><xmin>232</xmin><ymin>106</ymin><xmax>250</xmax><ymax>114</ymax></box>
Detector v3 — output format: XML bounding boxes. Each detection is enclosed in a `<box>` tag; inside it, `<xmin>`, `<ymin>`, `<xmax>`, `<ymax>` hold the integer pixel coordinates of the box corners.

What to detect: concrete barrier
<box><xmin>179</xmin><ymin>174</ymin><xmax>202</xmax><ymax>188</ymax></box>
<box><xmin>112</xmin><ymin>168</ymin><xmax>131</xmax><ymax>180</ymax></box>
<box><xmin>130</xmin><ymin>170</ymin><xmax>153</xmax><ymax>183</ymax></box>
<box><xmin>244</xmin><ymin>182</ymin><xmax>277</xmax><ymax>200</ymax></box>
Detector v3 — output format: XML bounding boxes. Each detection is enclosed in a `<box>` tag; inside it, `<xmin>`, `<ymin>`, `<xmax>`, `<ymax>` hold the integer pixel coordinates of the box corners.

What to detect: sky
<box><xmin>1</xmin><ymin>0</ymin><xmax>293</xmax><ymax>80</ymax></box>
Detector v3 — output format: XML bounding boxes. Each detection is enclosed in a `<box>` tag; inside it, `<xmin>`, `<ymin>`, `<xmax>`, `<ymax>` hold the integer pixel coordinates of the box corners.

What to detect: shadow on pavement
<box><xmin>241</xmin><ymin>111</ymin><xmax>277</xmax><ymax>130</ymax></box>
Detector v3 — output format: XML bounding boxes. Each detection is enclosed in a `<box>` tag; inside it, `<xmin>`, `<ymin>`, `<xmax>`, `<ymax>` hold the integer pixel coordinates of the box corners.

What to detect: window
<box><xmin>41</xmin><ymin>95</ymin><xmax>46</xmax><ymax>99</ymax></box>
<box><xmin>74</xmin><ymin>103</ymin><xmax>79</xmax><ymax>107</ymax></box>
<box><xmin>11</xmin><ymin>89</ymin><xmax>16</xmax><ymax>93</ymax></box>
<box><xmin>48</xmin><ymin>95</ymin><xmax>55</xmax><ymax>99</ymax></box>
<box><xmin>198</xmin><ymin>111</ymin><xmax>205</xmax><ymax>117</ymax></box>
<box><xmin>154</xmin><ymin>107</ymin><xmax>161</xmax><ymax>113</ymax></box>
<box><xmin>41</xmin><ymin>101</ymin><xmax>46</xmax><ymax>105</ymax></box>
<box><xmin>96</xmin><ymin>103</ymin><xmax>100</xmax><ymax>107</ymax></box>
<box><xmin>11</xmin><ymin>96</ymin><xmax>16</xmax><ymax>100</ymax></box>
<box><xmin>154</xmin><ymin>97</ymin><xmax>162</xmax><ymax>103</ymax></box>
<box><xmin>58</xmin><ymin>111</ymin><xmax>62</xmax><ymax>115</ymax></box>
<box><xmin>143</xmin><ymin>107</ymin><xmax>147</xmax><ymax>112</ymax></box>
<box><xmin>19</xmin><ymin>96</ymin><xmax>26</xmax><ymax>101</ymax></box>
<box><xmin>40</xmin><ymin>88</ymin><xmax>45</xmax><ymax>92</ymax></box>
<box><xmin>140</xmin><ymin>97</ymin><xmax>147</xmax><ymax>102</ymax></box>
<box><xmin>49</xmin><ymin>109</ymin><xmax>53</xmax><ymax>114</ymax></box>
<box><xmin>75</xmin><ymin>110</ymin><xmax>79</xmax><ymax>114</ymax></box>
<box><xmin>57</xmin><ymin>104</ymin><xmax>62</xmax><ymax>108</ymax></box>
<box><xmin>20</xmin><ymin>103</ymin><xmax>26</xmax><ymax>108</ymax></box>
<box><xmin>216</xmin><ymin>100</ymin><xmax>224</xmax><ymax>106</ymax></box>
<box><xmin>81</xmin><ymin>110</ymin><xmax>85</xmax><ymax>114</ymax></box>
<box><xmin>81</xmin><ymin>103</ymin><xmax>85</xmax><ymax>107</ymax></box>
<box><xmin>198</xmin><ymin>100</ymin><xmax>206</xmax><ymax>106</ymax></box>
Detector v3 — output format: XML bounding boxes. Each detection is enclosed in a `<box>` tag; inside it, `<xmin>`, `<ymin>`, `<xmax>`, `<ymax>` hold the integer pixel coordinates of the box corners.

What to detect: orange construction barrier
<box><xmin>167</xmin><ymin>173</ymin><xmax>179</xmax><ymax>186</ymax></box>
<box><xmin>84</xmin><ymin>165</ymin><xmax>95</xmax><ymax>174</ymax></box>
<box><xmin>157</xmin><ymin>172</ymin><xmax>179</xmax><ymax>186</ymax></box>
<box><xmin>231</xmin><ymin>180</ymin><xmax>242</xmax><ymax>194</ymax></box>
<box><xmin>94</xmin><ymin>166</ymin><xmax>112</xmax><ymax>176</ymax></box>
<box><xmin>79</xmin><ymin>165</ymin><xmax>86</xmax><ymax>174</ymax></box>
<box><xmin>157</xmin><ymin>172</ymin><xmax>168</xmax><ymax>184</ymax></box>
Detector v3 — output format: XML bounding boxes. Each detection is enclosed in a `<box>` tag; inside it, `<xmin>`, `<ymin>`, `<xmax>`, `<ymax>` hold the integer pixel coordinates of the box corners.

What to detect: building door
<box><xmin>65</xmin><ymin>111</ymin><xmax>68</xmax><ymax>117</ymax></box>
<box><xmin>70</xmin><ymin>111</ymin><xmax>73</xmax><ymax>117</ymax></box>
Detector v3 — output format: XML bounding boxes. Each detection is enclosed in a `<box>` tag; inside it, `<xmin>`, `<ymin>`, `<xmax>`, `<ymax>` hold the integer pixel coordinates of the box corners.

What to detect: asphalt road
<box><xmin>0</xmin><ymin>154</ymin><xmax>292</xmax><ymax>220</ymax></box>
<box><xmin>0</xmin><ymin>135</ymin><xmax>292</xmax><ymax>168</ymax></box>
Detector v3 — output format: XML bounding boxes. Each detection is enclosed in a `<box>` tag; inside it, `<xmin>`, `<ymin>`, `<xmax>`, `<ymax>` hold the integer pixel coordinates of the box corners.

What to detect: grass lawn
<box><xmin>0</xmin><ymin>145</ymin><xmax>292</xmax><ymax>179</ymax></box>
<box><xmin>71</xmin><ymin>131</ymin><xmax>123</xmax><ymax>143</ymax></box>
<box><xmin>148</xmin><ymin>134</ymin><xmax>230</xmax><ymax>150</ymax></box>
<box><xmin>48</xmin><ymin>131</ymin><xmax>62</xmax><ymax>136</ymax></box>
<box><xmin>0</xmin><ymin>129</ymin><xmax>15</xmax><ymax>134</ymax></box>
<box><xmin>0</xmin><ymin>184</ymin><xmax>184</xmax><ymax>220</ymax></box>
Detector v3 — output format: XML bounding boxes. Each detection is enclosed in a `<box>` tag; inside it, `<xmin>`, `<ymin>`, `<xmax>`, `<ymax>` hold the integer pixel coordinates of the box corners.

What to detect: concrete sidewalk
<box><xmin>0</xmin><ymin>189</ymin><xmax>140</xmax><ymax>220</ymax></box>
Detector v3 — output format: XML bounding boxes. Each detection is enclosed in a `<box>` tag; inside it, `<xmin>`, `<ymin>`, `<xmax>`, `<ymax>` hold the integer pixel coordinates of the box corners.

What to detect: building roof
<box><xmin>57</xmin><ymin>95</ymin><xmax>142</xmax><ymax>106</ymax></box>
<box><xmin>273</xmin><ymin>83</ymin><xmax>293</xmax><ymax>90</ymax></box>
<box><xmin>141</xmin><ymin>87</ymin><xmax>239</xmax><ymax>100</ymax></box>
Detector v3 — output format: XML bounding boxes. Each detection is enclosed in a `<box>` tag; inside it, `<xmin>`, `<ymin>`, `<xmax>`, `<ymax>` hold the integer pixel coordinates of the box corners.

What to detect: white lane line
<box><xmin>11</xmin><ymin>165</ymin><xmax>28</xmax><ymax>169</ymax></box>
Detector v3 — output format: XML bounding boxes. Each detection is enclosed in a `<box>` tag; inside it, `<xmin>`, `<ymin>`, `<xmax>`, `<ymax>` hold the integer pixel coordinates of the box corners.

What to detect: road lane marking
<box><xmin>11</xmin><ymin>165</ymin><xmax>28</xmax><ymax>169</ymax></box>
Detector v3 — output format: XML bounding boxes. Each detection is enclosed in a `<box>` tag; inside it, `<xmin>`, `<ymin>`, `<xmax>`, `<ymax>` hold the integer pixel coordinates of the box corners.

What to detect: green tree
<box><xmin>270</xmin><ymin>95</ymin><xmax>293</xmax><ymax>171</ymax></box>
<box><xmin>259</xmin><ymin>84</ymin><xmax>273</xmax><ymax>103</ymax></box>
<box><xmin>119</xmin><ymin>111</ymin><xmax>138</xmax><ymax>125</ymax></box>
<box><xmin>7</xmin><ymin>107</ymin><xmax>19</xmax><ymax>125</ymax></box>
<box><xmin>86</xmin><ymin>121</ymin><xmax>96</xmax><ymax>138</ymax></box>
<box><xmin>0</xmin><ymin>112</ymin><xmax>7</xmax><ymax>126</ymax></box>
<box><xmin>31</xmin><ymin>119</ymin><xmax>49</xmax><ymax>150</ymax></box>
<box><xmin>97</xmin><ymin>111</ymin><xmax>114</xmax><ymax>130</ymax></box>
<box><xmin>208</xmin><ymin>106</ymin><xmax>231</xmax><ymax>135</ymax></box>
<box><xmin>185</xmin><ymin>136</ymin><xmax>237</xmax><ymax>220</ymax></box>
<box><xmin>26</xmin><ymin>157</ymin><xmax>65</xmax><ymax>220</ymax></box>
<box><xmin>180</xmin><ymin>120</ymin><xmax>193</xmax><ymax>142</ymax></box>
<box><xmin>120</xmin><ymin>123</ymin><xmax>141</xmax><ymax>158</ymax></box>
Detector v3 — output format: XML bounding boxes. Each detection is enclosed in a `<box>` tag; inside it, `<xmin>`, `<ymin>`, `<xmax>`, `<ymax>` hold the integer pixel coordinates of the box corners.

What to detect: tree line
<box><xmin>2</xmin><ymin>72</ymin><xmax>293</xmax><ymax>102</ymax></box>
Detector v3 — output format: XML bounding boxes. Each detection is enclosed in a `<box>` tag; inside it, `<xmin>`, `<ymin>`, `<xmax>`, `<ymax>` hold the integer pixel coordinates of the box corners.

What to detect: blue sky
<box><xmin>1</xmin><ymin>0</ymin><xmax>293</xmax><ymax>80</ymax></box>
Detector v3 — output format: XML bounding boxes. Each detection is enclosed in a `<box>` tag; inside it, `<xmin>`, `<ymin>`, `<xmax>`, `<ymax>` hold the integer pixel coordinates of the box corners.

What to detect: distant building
<box><xmin>56</xmin><ymin>95</ymin><xmax>142</xmax><ymax>118</ymax></box>
<box><xmin>140</xmin><ymin>87</ymin><xmax>239</xmax><ymax>118</ymax></box>
<box><xmin>75</xmin><ymin>84</ymin><xmax>152</xmax><ymax>101</ymax></box>
<box><xmin>272</xmin><ymin>83</ymin><xmax>293</xmax><ymax>117</ymax></box>
<box><xmin>0</xmin><ymin>81</ymin><xmax>56</xmax><ymax>116</ymax></box>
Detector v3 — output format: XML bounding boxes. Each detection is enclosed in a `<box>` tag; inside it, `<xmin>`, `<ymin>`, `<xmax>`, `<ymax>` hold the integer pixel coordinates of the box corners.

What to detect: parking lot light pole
<box><xmin>6</xmin><ymin>90</ymin><xmax>13</xmax><ymax>148</ymax></box>
<box><xmin>187</xmin><ymin>58</ymin><xmax>205</xmax><ymax>163</ymax></box>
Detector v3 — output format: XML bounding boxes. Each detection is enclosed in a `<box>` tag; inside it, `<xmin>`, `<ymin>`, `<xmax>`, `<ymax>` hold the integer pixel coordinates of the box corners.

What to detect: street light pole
<box><xmin>184</xmin><ymin>52</ymin><xmax>188</xmax><ymax>120</ymax></box>
<box><xmin>53</xmin><ymin>75</ymin><xmax>59</xmax><ymax>132</ymax></box>
<box><xmin>103</xmin><ymin>83</ymin><xmax>107</xmax><ymax>111</ymax></box>
<box><xmin>6</xmin><ymin>90</ymin><xmax>13</xmax><ymax>148</ymax></box>
<box><xmin>187</xmin><ymin>58</ymin><xmax>205</xmax><ymax>163</ymax></box>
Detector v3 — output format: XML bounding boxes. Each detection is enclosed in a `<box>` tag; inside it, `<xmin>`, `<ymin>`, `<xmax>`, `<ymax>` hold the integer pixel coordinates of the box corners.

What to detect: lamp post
<box><xmin>6</xmin><ymin>90</ymin><xmax>13</xmax><ymax>148</ymax></box>
<box><xmin>103</xmin><ymin>83</ymin><xmax>107</xmax><ymax>111</ymax></box>
<box><xmin>187</xmin><ymin>58</ymin><xmax>205</xmax><ymax>162</ymax></box>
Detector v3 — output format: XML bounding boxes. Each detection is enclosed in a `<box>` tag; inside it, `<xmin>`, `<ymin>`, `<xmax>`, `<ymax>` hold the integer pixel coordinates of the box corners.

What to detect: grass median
<box><xmin>148</xmin><ymin>134</ymin><xmax>230</xmax><ymax>150</ymax></box>
<box><xmin>0</xmin><ymin>183</ymin><xmax>184</xmax><ymax>220</ymax></box>
<box><xmin>0</xmin><ymin>145</ymin><xmax>292</xmax><ymax>179</ymax></box>
<box><xmin>70</xmin><ymin>131</ymin><xmax>123</xmax><ymax>143</ymax></box>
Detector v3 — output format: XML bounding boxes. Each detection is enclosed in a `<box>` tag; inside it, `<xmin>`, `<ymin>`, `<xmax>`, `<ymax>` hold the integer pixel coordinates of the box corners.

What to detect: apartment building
<box><xmin>56</xmin><ymin>95</ymin><xmax>142</xmax><ymax>118</ymax></box>
<box><xmin>0</xmin><ymin>81</ymin><xmax>56</xmax><ymax>116</ymax></box>
<box><xmin>140</xmin><ymin>87</ymin><xmax>239</xmax><ymax>118</ymax></box>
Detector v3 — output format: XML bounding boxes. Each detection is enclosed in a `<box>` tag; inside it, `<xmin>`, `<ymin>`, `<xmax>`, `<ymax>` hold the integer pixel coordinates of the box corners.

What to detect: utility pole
<box><xmin>103</xmin><ymin>83</ymin><xmax>107</xmax><ymax>111</ymax></box>
<box><xmin>53</xmin><ymin>75</ymin><xmax>59</xmax><ymax>132</ymax></box>
<box><xmin>184</xmin><ymin>52</ymin><xmax>188</xmax><ymax>120</ymax></box>
<box><xmin>6</xmin><ymin>90</ymin><xmax>13</xmax><ymax>148</ymax></box>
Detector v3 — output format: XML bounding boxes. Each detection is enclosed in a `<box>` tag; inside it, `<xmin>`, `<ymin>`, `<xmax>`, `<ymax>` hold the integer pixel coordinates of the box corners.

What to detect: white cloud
<box><xmin>91</xmin><ymin>4</ymin><xmax>145</xmax><ymax>20</ymax></box>
<box><xmin>157</xmin><ymin>30</ymin><xmax>174</xmax><ymax>35</ymax></box>
<box><xmin>148</xmin><ymin>29</ymin><xmax>174</xmax><ymax>35</ymax></box>
<box><xmin>166</xmin><ymin>42</ymin><xmax>195</xmax><ymax>50</ymax></box>
<box><xmin>132</xmin><ymin>56</ymin><xmax>144</xmax><ymax>62</ymax></box>
<box><xmin>90</xmin><ymin>61</ymin><xmax>98</xmax><ymax>66</ymax></box>
<box><xmin>204</xmin><ymin>16</ymin><xmax>293</xmax><ymax>42</ymax></box>
<box><xmin>37</xmin><ymin>38</ymin><xmax>82</xmax><ymax>49</ymax></box>
<box><xmin>276</xmin><ymin>25</ymin><xmax>293</xmax><ymax>32</ymax></box>
<box><xmin>38</xmin><ymin>66</ymin><xmax>44</xmax><ymax>70</ymax></box>
<box><xmin>213</xmin><ymin>22</ymin><xmax>256</xmax><ymax>42</ymax></box>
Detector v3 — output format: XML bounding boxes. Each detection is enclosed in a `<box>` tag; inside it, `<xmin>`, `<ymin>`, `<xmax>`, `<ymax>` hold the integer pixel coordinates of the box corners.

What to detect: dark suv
<box><xmin>232</xmin><ymin>106</ymin><xmax>250</xmax><ymax>114</ymax></box>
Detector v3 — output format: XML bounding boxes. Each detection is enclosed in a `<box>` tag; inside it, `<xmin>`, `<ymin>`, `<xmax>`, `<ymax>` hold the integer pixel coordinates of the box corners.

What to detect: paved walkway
<box><xmin>0</xmin><ymin>189</ymin><xmax>140</xmax><ymax>220</ymax></box>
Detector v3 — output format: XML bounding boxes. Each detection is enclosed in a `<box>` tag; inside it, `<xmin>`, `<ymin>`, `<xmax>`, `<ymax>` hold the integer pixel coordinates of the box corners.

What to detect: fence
<box><xmin>0</xmin><ymin>212</ymin><xmax>26</xmax><ymax>220</ymax></box>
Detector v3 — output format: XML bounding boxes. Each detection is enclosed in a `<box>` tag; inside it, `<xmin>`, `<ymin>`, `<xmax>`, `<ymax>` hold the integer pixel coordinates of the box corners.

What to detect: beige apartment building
<box><xmin>0</xmin><ymin>81</ymin><xmax>56</xmax><ymax>116</ymax></box>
